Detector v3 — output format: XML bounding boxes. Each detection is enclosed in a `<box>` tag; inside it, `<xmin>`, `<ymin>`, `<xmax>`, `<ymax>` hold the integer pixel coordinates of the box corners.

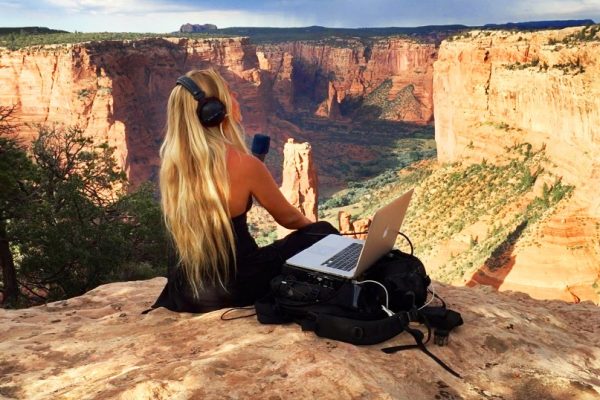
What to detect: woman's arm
<box><xmin>245</xmin><ymin>155</ymin><xmax>313</xmax><ymax>230</ymax></box>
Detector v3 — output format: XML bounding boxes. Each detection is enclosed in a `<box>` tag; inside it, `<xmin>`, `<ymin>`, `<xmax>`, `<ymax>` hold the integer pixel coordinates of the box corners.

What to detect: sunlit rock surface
<box><xmin>274</xmin><ymin>38</ymin><xmax>436</xmax><ymax>124</ymax></box>
<box><xmin>434</xmin><ymin>27</ymin><xmax>600</xmax><ymax>303</ymax></box>
<box><xmin>279</xmin><ymin>138</ymin><xmax>318</xmax><ymax>221</ymax></box>
<box><xmin>1</xmin><ymin>278</ymin><xmax>598</xmax><ymax>399</ymax></box>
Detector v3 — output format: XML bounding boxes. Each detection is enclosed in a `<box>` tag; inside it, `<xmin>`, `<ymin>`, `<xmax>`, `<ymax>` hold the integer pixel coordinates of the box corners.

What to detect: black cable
<box><xmin>220</xmin><ymin>306</ymin><xmax>256</xmax><ymax>320</ymax></box>
<box><xmin>398</xmin><ymin>232</ymin><xmax>414</xmax><ymax>255</ymax></box>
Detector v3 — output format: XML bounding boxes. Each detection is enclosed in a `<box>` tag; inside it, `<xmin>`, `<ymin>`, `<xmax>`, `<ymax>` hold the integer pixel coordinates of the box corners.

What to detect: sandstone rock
<box><xmin>338</xmin><ymin>210</ymin><xmax>354</xmax><ymax>234</ymax></box>
<box><xmin>315</xmin><ymin>81</ymin><xmax>341</xmax><ymax>119</ymax></box>
<box><xmin>433</xmin><ymin>28</ymin><xmax>600</xmax><ymax>303</ymax></box>
<box><xmin>271</xmin><ymin>38</ymin><xmax>436</xmax><ymax>123</ymax></box>
<box><xmin>278</xmin><ymin>138</ymin><xmax>318</xmax><ymax>237</ymax></box>
<box><xmin>256</xmin><ymin>50</ymin><xmax>294</xmax><ymax>113</ymax></box>
<box><xmin>338</xmin><ymin>211</ymin><xmax>371</xmax><ymax>240</ymax></box>
<box><xmin>0</xmin><ymin>278</ymin><xmax>598</xmax><ymax>399</ymax></box>
<box><xmin>353</xmin><ymin>218</ymin><xmax>372</xmax><ymax>240</ymax></box>
<box><xmin>0</xmin><ymin>37</ymin><xmax>271</xmax><ymax>188</ymax></box>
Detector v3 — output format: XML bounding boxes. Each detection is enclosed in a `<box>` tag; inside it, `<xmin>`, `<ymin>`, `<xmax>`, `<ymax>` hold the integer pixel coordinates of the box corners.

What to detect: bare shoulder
<box><xmin>227</xmin><ymin>146</ymin><xmax>262</xmax><ymax>178</ymax></box>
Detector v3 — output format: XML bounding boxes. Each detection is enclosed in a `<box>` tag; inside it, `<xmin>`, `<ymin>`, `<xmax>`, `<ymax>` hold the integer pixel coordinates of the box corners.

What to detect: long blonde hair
<box><xmin>159</xmin><ymin>68</ymin><xmax>249</xmax><ymax>298</ymax></box>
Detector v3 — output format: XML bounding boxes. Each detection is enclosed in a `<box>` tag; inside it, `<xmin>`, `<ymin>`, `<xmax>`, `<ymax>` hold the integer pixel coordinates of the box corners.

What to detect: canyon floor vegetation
<box><xmin>318</xmin><ymin>141</ymin><xmax>575</xmax><ymax>287</ymax></box>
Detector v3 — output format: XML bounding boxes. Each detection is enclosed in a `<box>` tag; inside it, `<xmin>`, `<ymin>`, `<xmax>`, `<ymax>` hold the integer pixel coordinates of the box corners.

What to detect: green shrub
<box><xmin>1</xmin><ymin>126</ymin><xmax>167</xmax><ymax>307</ymax></box>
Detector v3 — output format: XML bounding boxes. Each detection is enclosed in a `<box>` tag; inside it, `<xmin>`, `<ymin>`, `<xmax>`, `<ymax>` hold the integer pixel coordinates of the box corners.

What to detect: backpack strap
<box><xmin>418</xmin><ymin>306</ymin><xmax>463</xmax><ymax>346</ymax></box>
<box><xmin>381</xmin><ymin>307</ymin><xmax>462</xmax><ymax>378</ymax></box>
<box><xmin>382</xmin><ymin>325</ymin><xmax>462</xmax><ymax>379</ymax></box>
<box><xmin>301</xmin><ymin>312</ymin><xmax>410</xmax><ymax>345</ymax></box>
<box><xmin>256</xmin><ymin>292</ymin><xmax>410</xmax><ymax>345</ymax></box>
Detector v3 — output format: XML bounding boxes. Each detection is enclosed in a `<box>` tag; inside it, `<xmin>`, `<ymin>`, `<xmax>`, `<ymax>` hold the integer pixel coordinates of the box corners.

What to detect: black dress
<box><xmin>144</xmin><ymin>198</ymin><xmax>339</xmax><ymax>314</ymax></box>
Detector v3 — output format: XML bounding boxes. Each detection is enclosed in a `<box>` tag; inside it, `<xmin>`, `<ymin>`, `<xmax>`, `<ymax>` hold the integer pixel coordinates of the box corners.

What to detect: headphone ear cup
<box><xmin>198</xmin><ymin>99</ymin><xmax>227</xmax><ymax>127</ymax></box>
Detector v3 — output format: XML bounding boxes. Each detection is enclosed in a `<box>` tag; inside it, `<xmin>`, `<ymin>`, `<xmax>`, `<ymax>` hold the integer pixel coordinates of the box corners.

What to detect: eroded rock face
<box><xmin>433</xmin><ymin>28</ymin><xmax>600</xmax><ymax>302</ymax></box>
<box><xmin>0</xmin><ymin>36</ymin><xmax>435</xmax><ymax>190</ymax></box>
<box><xmin>338</xmin><ymin>211</ymin><xmax>371</xmax><ymax>240</ymax></box>
<box><xmin>315</xmin><ymin>81</ymin><xmax>342</xmax><ymax>119</ymax></box>
<box><xmin>265</xmin><ymin>38</ymin><xmax>436</xmax><ymax>123</ymax></box>
<box><xmin>0</xmin><ymin>278</ymin><xmax>598</xmax><ymax>399</ymax></box>
<box><xmin>0</xmin><ymin>37</ymin><xmax>270</xmax><ymax>187</ymax></box>
<box><xmin>279</xmin><ymin>138</ymin><xmax>318</xmax><ymax>221</ymax></box>
<box><xmin>256</xmin><ymin>50</ymin><xmax>294</xmax><ymax>113</ymax></box>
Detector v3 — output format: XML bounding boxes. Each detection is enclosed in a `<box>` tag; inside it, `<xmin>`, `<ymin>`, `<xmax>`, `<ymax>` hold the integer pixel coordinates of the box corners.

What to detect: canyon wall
<box><xmin>0</xmin><ymin>37</ymin><xmax>271</xmax><ymax>186</ymax></box>
<box><xmin>262</xmin><ymin>38</ymin><xmax>436</xmax><ymax>123</ymax></box>
<box><xmin>0</xmin><ymin>36</ymin><xmax>435</xmax><ymax>187</ymax></box>
<box><xmin>434</xmin><ymin>27</ymin><xmax>600</xmax><ymax>302</ymax></box>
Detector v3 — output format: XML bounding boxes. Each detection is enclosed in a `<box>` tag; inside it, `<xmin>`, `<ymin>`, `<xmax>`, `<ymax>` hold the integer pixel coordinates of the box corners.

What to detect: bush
<box><xmin>1</xmin><ymin>126</ymin><xmax>167</xmax><ymax>307</ymax></box>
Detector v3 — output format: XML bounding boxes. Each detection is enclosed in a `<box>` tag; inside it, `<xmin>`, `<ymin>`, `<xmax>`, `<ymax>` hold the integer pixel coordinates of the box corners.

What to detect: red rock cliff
<box><xmin>0</xmin><ymin>36</ymin><xmax>436</xmax><ymax>189</ymax></box>
<box><xmin>434</xmin><ymin>27</ymin><xmax>600</xmax><ymax>302</ymax></box>
<box><xmin>261</xmin><ymin>38</ymin><xmax>436</xmax><ymax>123</ymax></box>
<box><xmin>0</xmin><ymin>37</ymin><xmax>271</xmax><ymax>187</ymax></box>
<box><xmin>256</xmin><ymin>49</ymin><xmax>294</xmax><ymax>113</ymax></box>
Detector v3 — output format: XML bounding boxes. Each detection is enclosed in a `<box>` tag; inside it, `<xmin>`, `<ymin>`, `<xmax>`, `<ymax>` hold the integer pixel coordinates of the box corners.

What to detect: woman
<box><xmin>146</xmin><ymin>68</ymin><xmax>338</xmax><ymax>314</ymax></box>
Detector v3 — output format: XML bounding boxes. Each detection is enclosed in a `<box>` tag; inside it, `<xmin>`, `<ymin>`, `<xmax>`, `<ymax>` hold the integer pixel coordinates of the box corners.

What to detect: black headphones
<box><xmin>176</xmin><ymin>76</ymin><xmax>227</xmax><ymax>127</ymax></box>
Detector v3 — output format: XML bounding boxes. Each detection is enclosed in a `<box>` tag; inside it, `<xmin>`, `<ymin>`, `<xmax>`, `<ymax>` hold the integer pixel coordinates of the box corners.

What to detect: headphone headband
<box><xmin>176</xmin><ymin>76</ymin><xmax>206</xmax><ymax>101</ymax></box>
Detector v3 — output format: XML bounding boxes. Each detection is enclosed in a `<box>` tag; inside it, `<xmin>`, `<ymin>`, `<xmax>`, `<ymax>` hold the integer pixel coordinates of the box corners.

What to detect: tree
<box><xmin>2</xmin><ymin>124</ymin><xmax>166</xmax><ymax>307</ymax></box>
<box><xmin>0</xmin><ymin>139</ymin><xmax>38</xmax><ymax>307</ymax></box>
<box><xmin>19</xmin><ymin>126</ymin><xmax>125</xmax><ymax>299</ymax></box>
<box><xmin>0</xmin><ymin>105</ymin><xmax>17</xmax><ymax>135</ymax></box>
<box><xmin>0</xmin><ymin>105</ymin><xmax>36</xmax><ymax>306</ymax></box>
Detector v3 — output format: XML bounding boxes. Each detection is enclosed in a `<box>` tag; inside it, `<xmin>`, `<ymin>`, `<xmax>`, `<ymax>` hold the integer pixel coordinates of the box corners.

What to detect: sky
<box><xmin>0</xmin><ymin>0</ymin><xmax>598</xmax><ymax>32</ymax></box>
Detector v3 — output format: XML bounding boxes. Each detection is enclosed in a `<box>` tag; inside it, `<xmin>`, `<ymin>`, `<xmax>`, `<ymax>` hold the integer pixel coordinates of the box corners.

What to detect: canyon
<box><xmin>271</xmin><ymin>39</ymin><xmax>436</xmax><ymax>123</ymax></box>
<box><xmin>2</xmin><ymin>26</ymin><xmax>600</xmax><ymax>399</ymax></box>
<box><xmin>0</xmin><ymin>37</ymin><xmax>268</xmax><ymax>186</ymax></box>
<box><xmin>0</xmin><ymin>35</ymin><xmax>435</xmax><ymax>187</ymax></box>
<box><xmin>433</xmin><ymin>27</ymin><xmax>600</xmax><ymax>303</ymax></box>
<box><xmin>1</xmin><ymin>26</ymin><xmax>599</xmax><ymax>304</ymax></box>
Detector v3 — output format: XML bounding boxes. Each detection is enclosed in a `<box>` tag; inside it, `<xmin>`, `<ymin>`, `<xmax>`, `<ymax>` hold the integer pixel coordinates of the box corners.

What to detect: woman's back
<box><xmin>225</xmin><ymin>145</ymin><xmax>314</xmax><ymax>230</ymax></box>
<box><xmin>225</xmin><ymin>146</ymin><xmax>254</xmax><ymax>219</ymax></box>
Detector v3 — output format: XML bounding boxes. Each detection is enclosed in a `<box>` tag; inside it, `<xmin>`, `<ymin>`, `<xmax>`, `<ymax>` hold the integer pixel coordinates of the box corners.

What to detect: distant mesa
<box><xmin>179</xmin><ymin>23</ymin><xmax>218</xmax><ymax>33</ymax></box>
<box><xmin>0</xmin><ymin>26</ymin><xmax>68</xmax><ymax>35</ymax></box>
<box><xmin>483</xmin><ymin>19</ymin><xmax>595</xmax><ymax>30</ymax></box>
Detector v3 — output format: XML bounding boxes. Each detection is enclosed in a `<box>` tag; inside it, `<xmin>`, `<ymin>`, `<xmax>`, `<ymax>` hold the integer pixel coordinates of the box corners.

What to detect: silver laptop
<box><xmin>286</xmin><ymin>189</ymin><xmax>414</xmax><ymax>279</ymax></box>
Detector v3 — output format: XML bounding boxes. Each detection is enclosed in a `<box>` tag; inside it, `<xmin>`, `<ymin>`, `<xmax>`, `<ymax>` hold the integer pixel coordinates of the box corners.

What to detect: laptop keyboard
<box><xmin>321</xmin><ymin>243</ymin><xmax>363</xmax><ymax>271</ymax></box>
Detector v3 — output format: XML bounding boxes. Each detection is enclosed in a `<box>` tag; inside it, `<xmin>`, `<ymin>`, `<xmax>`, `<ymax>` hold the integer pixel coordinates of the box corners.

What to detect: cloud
<box><xmin>42</xmin><ymin>0</ymin><xmax>195</xmax><ymax>15</ymax></box>
<box><xmin>1</xmin><ymin>0</ymin><xmax>598</xmax><ymax>32</ymax></box>
<box><xmin>0</xmin><ymin>0</ymin><xmax>23</xmax><ymax>8</ymax></box>
<box><xmin>513</xmin><ymin>0</ymin><xmax>600</xmax><ymax>20</ymax></box>
<box><xmin>26</xmin><ymin>0</ymin><xmax>316</xmax><ymax>30</ymax></box>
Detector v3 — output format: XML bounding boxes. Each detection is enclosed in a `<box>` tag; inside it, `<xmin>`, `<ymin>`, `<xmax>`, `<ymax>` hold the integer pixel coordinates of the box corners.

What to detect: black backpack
<box><xmin>254</xmin><ymin>249</ymin><xmax>464</xmax><ymax>377</ymax></box>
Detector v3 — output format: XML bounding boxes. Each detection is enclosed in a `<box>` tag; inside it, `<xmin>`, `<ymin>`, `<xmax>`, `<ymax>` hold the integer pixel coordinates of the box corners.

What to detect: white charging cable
<box><xmin>354</xmin><ymin>280</ymin><xmax>437</xmax><ymax>316</ymax></box>
<box><xmin>353</xmin><ymin>279</ymin><xmax>394</xmax><ymax>315</ymax></box>
<box><xmin>419</xmin><ymin>282</ymin><xmax>436</xmax><ymax>310</ymax></box>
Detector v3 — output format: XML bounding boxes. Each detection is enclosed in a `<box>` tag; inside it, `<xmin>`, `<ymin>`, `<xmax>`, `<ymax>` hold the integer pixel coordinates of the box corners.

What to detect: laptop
<box><xmin>286</xmin><ymin>189</ymin><xmax>414</xmax><ymax>279</ymax></box>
